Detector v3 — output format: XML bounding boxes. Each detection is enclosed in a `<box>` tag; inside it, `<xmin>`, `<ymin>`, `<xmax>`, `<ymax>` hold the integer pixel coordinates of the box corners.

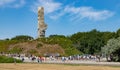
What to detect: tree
<box><xmin>102</xmin><ymin>37</ymin><xmax>120</xmax><ymax>62</ymax></box>
<box><xmin>49</xmin><ymin>35</ymin><xmax>66</xmax><ymax>38</ymax></box>
<box><xmin>70</xmin><ymin>29</ymin><xmax>105</xmax><ymax>54</ymax></box>
<box><xmin>11</xmin><ymin>35</ymin><xmax>34</xmax><ymax>41</ymax></box>
<box><xmin>116</xmin><ymin>29</ymin><xmax>120</xmax><ymax>37</ymax></box>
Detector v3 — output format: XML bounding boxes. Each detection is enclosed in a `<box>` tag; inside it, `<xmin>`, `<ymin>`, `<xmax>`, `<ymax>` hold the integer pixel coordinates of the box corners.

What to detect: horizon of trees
<box><xmin>0</xmin><ymin>29</ymin><xmax>120</xmax><ymax>61</ymax></box>
<box><xmin>1</xmin><ymin>28</ymin><xmax>120</xmax><ymax>40</ymax></box>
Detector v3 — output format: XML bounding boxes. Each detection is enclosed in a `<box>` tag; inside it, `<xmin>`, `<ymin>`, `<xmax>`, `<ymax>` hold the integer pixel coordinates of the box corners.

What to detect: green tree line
<box><xmin>0</xmin><ymin>29</ymin><xmax>120</xmax><ymax>58</ymax></box>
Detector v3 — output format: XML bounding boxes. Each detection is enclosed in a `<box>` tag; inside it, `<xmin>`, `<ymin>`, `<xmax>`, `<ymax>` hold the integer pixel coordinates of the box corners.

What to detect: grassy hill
<box><xmin>0</xmin><ymin>36</ymin><xmax>81</xmax><ymax>56</ymax></box>
<box><xmin>8</xmin><ymin>41</ymin><xmax>65</xmax><ymax>56</ymax></box>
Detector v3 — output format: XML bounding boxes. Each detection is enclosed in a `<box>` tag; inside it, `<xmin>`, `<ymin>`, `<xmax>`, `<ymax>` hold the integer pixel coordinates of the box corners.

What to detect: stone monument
<box><xmin>38</xmin><ymin>7</ymin><xmax>47</xmax><ymax>38</ymax></box>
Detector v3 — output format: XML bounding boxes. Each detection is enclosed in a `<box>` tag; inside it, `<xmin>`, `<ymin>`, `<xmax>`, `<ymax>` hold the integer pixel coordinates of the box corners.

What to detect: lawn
<box><xmin>0</xmin><ymin>63</ymin><xmax>120</xmax><ymax>70</ymax></box>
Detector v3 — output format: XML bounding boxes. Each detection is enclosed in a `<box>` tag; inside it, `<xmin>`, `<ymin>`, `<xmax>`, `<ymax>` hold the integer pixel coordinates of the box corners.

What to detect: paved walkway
<box><xmin>43</xmin><ymin>60</ymin><xmax>120</xmax><ymax>66</ymax></box>
<box><xmin>15</xmin><ymin>57</ymin><xmax>120</xmax><ymax>66</ymax></box>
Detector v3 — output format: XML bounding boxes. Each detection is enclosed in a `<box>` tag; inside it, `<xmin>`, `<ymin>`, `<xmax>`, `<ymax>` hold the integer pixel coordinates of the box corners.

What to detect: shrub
<box><xmin>28</xmin><ymin>49</ymin><xmax>37</xmax><ymax>54</ymax></box>
<box><xmin>36</xmin><ymin>43</ymin><xmax>43</xmax><ymax>48</ymax></box>
<box><xmin>9</xmin><ymin>47</ymin><xmax>23</xmax><ymax>53</ymax></box>
<box><xmin>0</xmin><ymin>56</ymin><xmax>22</xmax><ymax>63</ymax></box>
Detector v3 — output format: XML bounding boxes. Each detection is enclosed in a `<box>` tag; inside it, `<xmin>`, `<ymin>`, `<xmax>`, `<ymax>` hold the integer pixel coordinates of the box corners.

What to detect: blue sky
<box><xmin>0</xmin><ymin>0</ymin><xmax>120</xmax><ymax>39</ymax></box>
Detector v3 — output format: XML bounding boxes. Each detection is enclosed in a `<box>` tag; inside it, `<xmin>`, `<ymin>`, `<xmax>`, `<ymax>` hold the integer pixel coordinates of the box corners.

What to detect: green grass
<box><xmin>0</xmin><ymin>56</ymin><xmax>22</xmax><ymax>63</ymax></box>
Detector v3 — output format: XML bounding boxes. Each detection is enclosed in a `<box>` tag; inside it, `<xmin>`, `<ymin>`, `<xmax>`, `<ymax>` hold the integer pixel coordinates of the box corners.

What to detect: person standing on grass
<box><xmin>14</xmin><ymin>58</ymin><xmax>16</xmax><ymax>65</ymax></box>
<box><xmin>37</xmin><ymin>57</ymin><xmax>40</xmax><ymax>63</ymax></box>
<box><xmin>22</xmin><ymin>57</ymin><xmax>24</xmax><ymax>62</ymax></box>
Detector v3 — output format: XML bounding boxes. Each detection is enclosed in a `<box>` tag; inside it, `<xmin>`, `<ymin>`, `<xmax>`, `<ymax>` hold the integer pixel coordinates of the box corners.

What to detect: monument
<box><xmin>38</xmin><ymin>7</ymin><xmax>47</xmax><ymax>38</ymax></box>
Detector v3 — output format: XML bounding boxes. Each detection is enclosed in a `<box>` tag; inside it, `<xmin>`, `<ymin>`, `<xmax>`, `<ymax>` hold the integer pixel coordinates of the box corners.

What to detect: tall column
<box><xmin>38</xmin><ymin>7</ymin><xmax>47</xmax><ymax>38</ymax></box>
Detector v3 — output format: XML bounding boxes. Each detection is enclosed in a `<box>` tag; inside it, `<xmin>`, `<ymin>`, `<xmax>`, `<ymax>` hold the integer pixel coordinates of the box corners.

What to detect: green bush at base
<box><xmin>0</xmin><ymin>56</ymin><xmax>22</xmax><ymax>63</ymax></box>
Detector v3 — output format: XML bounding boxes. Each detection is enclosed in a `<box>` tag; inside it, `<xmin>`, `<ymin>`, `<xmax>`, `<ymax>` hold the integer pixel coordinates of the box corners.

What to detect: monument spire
<box><xmin>38</xmin><ymin>7</ymin><xmax>47</xmax><ymax>38</ymax></box>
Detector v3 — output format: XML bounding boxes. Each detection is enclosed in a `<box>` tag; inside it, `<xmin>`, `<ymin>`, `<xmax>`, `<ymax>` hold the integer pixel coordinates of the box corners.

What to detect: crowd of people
<box><xmin>0</xmin><ymin>52</ymin><xmax>104</xmax><ymax>63</ymax></box>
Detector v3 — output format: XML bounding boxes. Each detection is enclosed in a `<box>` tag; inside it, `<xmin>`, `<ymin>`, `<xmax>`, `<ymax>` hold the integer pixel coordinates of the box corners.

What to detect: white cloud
<box><xmin>31</xmin><ymin>0</ymin><xmax>114</xmax><ymax>21</ymax></box>
<box><xmin>0</xmin><ymin>0</ymin><xmax>15</xmax><ymax>6</ymax></box>
<box><xmin>49</xmin><ymin>11</ymin><xmax>65</xmax><ymax>19</ymax></box>
<box><xmin>11</xmin><ymin>0</ymin><xmax>25</xmax><ymax>8</ymax></box>
<box><xmin>0</xmin><ymin>0</ymin><xmax>25</xmax><ymax>8</ymax></box>
<box><xmin>31</xmin><ymin>0</ymin><xmax>62</xmax><ymax>14</ymax></box>
<box><xmin>64</xmin><ymin>6</ymin><xmax>114</xmax><ymax>21</ymax></box>
<box><xmin>0</xmin><ymin>0</ymin><xmax>115</xmax><ymax>21</ymax></box>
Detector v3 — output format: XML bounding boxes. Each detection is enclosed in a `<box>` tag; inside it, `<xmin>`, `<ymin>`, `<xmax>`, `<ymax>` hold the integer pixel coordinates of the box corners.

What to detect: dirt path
<box><xmin>0</xmin><ymin>63</ymin><xmax>120</xmax><ymax>70</ymax></box>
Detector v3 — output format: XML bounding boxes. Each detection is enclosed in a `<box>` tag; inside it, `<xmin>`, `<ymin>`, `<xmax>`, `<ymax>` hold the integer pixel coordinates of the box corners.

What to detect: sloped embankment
<box><xmin>8</xmin><ymin>41</ymin><xmax>65</xmax><ymax>56</ymax></box>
